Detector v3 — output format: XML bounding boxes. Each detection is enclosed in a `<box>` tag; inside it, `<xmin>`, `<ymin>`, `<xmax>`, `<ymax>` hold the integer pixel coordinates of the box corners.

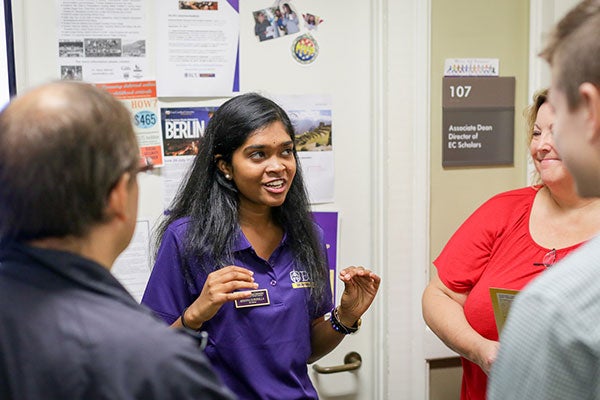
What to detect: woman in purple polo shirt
<box><xmin>142</xmin><ymin>93</ymin><xmax>380</xmax><ymax>400</ymax></box>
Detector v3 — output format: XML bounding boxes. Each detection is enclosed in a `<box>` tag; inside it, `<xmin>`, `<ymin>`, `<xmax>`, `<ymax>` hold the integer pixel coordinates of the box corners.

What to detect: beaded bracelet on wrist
<box><xmin>328</xmin><ymin>307</ymin><xmax>361</xmax><ymax>334</ymax></box>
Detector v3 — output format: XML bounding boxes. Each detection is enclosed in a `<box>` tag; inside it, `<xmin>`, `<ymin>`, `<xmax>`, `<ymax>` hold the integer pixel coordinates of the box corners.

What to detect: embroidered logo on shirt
<box><xmin>290</xmin><ymin>269</ymin><xmax>313</xmax><ymax>288</ymax></box>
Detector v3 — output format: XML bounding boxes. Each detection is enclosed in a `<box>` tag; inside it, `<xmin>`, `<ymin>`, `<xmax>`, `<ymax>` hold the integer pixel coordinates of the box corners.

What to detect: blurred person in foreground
<box><xmin>488</xmin><ymin>1</ymin><xmax>600</xmax><ymax>399</ymax></box>
<box><xmin>422</xmin><ymin>86</ymin><xmax>600</xmax><ymax>399</ymax></box>
<box><xmin>0</xmin><ymin>81</ymin><xmax>234</xmax><ymax>400</ymax></box>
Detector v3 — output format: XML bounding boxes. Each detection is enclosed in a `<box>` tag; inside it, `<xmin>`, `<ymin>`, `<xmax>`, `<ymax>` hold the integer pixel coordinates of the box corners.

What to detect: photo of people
<box><xmin>58</xmin><ymin>41</ymin><xmax>83</xmax><ymax>57</ymax></box>
<box><xmin>303</xmin><ymin>13</ymin><xmax>323</xmax><ymax>31</ymax></box>
<box><xmin>178</xmin><ymin>1</ymin><xmax>218</xmax><ymax>10</ymax></box>
<box><xmin>60</xmin><ymin>65</ymin><xmax>83</xmax><ymax>81</ymax></box>
<box><xmin>280</xmin><ymin>3</ymin><xmax>300</xmax><ymax>34</ymax></box>
<box><xmin>253</xmin><ymin>9</ymin><xmax>277</xmax><ymax>42</ymax></box>
<box><xmin>252</xmin><ymin>2</ymin><xmax>302</xmax><ymax>42</ymax></box>
<box><xmin>84</xmin><ymin>39</ymin><xmax>122</xmax><ymax>57</ymax></box>
<box><xmin>274</xmin><ymin>8</ymin><xmax>286</xmax><ymax>36</ymax></box>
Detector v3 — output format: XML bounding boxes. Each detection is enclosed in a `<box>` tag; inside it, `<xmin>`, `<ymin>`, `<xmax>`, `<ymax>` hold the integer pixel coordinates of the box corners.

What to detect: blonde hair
<box><xmin>525</xmin><ymin>88</ymin><xmax>549</xmax><ymax>186</ymax></box>
<box><xmin>525</xmin><ymin>88</ymin><xmax>548</xmax><ymax>144</ymax></box>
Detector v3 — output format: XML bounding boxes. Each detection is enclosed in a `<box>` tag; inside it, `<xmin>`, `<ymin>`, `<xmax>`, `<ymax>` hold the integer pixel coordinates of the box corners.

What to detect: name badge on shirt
<box><xmin>234</xmin><ymin>289</ymin><xmax>270</xmax><ymax>308</ymax></box>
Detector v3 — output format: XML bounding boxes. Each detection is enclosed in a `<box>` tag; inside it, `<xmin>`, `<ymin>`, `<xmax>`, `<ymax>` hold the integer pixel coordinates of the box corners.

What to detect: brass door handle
<box><xmin>312</xmin><ymin>351</ymin><xmax>362</xmax><ymax>374</ymax></box>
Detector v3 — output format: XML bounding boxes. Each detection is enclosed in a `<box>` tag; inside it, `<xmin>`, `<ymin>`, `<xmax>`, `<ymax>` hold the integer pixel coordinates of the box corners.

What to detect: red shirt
<box><xmin>434</xmin><ymin>187</ymin><xmax>583</xmax><ymax>400</ymax></box>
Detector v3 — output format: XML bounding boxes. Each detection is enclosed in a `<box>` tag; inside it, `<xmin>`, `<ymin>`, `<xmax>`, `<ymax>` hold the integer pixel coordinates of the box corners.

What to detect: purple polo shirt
<box><xmin>142</xmin><ymin>218</ymin><xmax>332</xmax><ymax>400</ymax></box>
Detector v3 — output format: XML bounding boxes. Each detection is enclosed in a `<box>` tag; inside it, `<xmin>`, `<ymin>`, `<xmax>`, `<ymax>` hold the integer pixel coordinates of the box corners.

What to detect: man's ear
<box><xmin>106</xmin><ymin>173</ymin><xmax>131</xmax><ymax>221</ymax></box>
<box><xmin>580</xmin><ymin>83</ymin><xmax>600</xmax><ymax>144</ymax></box>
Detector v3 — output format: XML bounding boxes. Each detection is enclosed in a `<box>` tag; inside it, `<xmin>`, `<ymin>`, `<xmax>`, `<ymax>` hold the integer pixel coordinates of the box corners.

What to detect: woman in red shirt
<box><xmin>422</xmin><ymin>88</ymin><xmax>600</xmax><ymax>400</ymax></box>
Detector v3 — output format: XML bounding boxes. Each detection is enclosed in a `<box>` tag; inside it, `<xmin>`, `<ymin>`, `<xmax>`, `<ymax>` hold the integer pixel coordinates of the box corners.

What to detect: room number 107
<box><xmin>449</xmin><ymin>85</ymin><xmax>472</xmax><ymax>98</ymax></box>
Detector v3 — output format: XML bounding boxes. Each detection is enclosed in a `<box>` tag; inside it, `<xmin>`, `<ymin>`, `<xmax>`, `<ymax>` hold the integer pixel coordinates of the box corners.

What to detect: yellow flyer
<box><xmin>489</xmin><ymin>287</ymin><xmax>520</xmax><ymax>334</ymax></box>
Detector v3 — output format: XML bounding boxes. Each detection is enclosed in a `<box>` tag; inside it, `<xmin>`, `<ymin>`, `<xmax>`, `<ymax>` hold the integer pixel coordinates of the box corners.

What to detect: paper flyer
<box><xmin>57</xmin><ymin>0</ymin><xmax>149</xmax><ymax>83</ymax></box>
<box><xmin>489</xmin><ymin>287</ymin><xmax>520</xmax><ymax>334</ymax></box>
<box><xmin>160</xmin><ymin>106</ymin><xmax>217</xmax><ymax>209</ymax></box>
<box><xmin>275</xmin><ymin>94</ymin><xmax>334</xmax><ymax>204</ymax></box>
<box><xmin>312</xmin><ymin>211</ymin><xmax>339</xmax><ymax>303</ymax></box>
<box><xmin>112</xmin><ymin>220</ymin><xmax>152</xmax><ymax>302</ymax></box>
<box><xmin>97</xmin><ymin>80</ymin><xmax>164</xmax><ymax>167</ymax></box>
<box><xmin>155</xmin><ymin>0</ymin><xmax>240</xmax><ymax>96</ymax></box>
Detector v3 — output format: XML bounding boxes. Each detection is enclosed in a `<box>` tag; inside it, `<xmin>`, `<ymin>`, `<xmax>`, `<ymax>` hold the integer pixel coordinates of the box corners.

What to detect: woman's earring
<box><xmin>225</xmin><ymin>174</ymin><xmax>231</xmax><ymax>180</ymax></box>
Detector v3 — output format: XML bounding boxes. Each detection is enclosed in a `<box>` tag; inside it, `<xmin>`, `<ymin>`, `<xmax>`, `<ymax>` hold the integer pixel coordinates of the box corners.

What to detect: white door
<box><xmin>238</xmin><ymin>1</ymin><xmax>377</xmax><ymax>398</ymax></box>
<box><xmin>242</xmin><ymin>1</ymin><xmax>432</xmax><ymax>398</ymax></box>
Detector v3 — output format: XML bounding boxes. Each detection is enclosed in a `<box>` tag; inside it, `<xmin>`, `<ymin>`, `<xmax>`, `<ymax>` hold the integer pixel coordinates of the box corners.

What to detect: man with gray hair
<box><xmin>488</xmin><ymin>1</ymin><xmax>600</xmax><ymax>398</ymax></box>
<box><xmin>0</xmin><ymin>82</ymin><xmax>234</xmax><ymax>400</ymax></box>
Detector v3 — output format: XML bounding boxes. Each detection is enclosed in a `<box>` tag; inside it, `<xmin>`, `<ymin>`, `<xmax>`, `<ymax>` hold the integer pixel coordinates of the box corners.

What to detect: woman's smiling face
<box><xmin>530</xmin><ymin>101</ymin><xmax>572</xmax><ymax>186</ymax></box>
<box><xmin>222</xmin><ymin>121</ymin><xmax>297</xmax><ymax>211</ymax></box>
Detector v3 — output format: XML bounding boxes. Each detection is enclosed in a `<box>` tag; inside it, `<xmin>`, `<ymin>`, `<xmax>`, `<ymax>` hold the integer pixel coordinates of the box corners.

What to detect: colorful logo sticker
<box><xmin>291</xmin><ymin>34</ymin><xmax>319</xmax><ymax>65</ymax></box>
